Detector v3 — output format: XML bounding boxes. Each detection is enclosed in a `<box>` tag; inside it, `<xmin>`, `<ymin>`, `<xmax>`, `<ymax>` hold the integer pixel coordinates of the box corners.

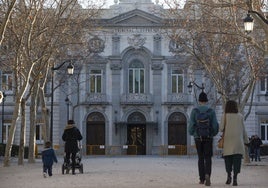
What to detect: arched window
<box><xmin>128</xmin><ymin>60</ymin><xmax>144</xmax><ymax>93</ymax></box>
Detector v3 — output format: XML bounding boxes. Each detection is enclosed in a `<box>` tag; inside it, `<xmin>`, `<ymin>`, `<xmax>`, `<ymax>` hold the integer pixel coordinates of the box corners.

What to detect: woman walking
<box><xmin>219</xmin><ymin>100</ymin><xmax>249</xmax><ymax>186</ymax></box>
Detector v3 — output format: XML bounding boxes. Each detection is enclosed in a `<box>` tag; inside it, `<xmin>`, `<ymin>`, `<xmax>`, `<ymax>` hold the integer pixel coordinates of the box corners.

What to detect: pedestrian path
<box><xmin>0</xmin><ymin>156</ymin><xmax>268</xmax><ymax>188</ymax></box>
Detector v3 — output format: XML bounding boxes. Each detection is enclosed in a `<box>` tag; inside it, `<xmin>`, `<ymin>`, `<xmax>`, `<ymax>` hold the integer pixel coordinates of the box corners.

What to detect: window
<box><xmin>261</xmin><ymin>123</ymin><xmax>268</xmax><ymax>143</ymax></box>
<box><xmin>1</xmin><ymin>72</ymin><xmax>13</xmax><ymax>92</ymax></box>
<box><xmin>36</xmin><ymin>124</ymin><xmax>44</xmax><ymax>144</ymax></box>
<box><xmin>171</xmin><ymin>70</ymin><xmax>183</xmax><ymax>93</ymax></box>
<box><xmin>128</xmin><ymin>61</ymin><xmax>145</xmax><ymax>94</ymax></box>
<box><xmin>260</xmin><ymin>75</ymin><xmax>268</xmax><ymax>93</ymax></box>
<box><xmin>90</xmin><ymin>70</ymin><xmax>102</xmax><ymax>93</ymax></box>
<box><xmin>2</xmin><ymin>123</ymin><xmax>11</xmax><ymax>143</ymax></box>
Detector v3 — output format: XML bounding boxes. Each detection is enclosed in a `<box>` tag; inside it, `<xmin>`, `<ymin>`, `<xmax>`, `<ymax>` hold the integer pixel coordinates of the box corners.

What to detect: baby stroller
<box><xmin>62</xmin><ymin>145</ymin><xmax>83</xmax><ymax>174</ymax></box>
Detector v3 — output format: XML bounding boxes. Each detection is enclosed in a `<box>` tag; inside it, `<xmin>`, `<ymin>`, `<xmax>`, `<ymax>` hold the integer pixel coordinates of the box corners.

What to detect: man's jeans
<box><xmin>254</xmin><ymin>148</ymin><xmax>261</xmax><ymax>161</ymax></box>
<box><xmin>195</xmin><ymin>138</ymin><xmax>213</xmax><ymax>182</ymax></box>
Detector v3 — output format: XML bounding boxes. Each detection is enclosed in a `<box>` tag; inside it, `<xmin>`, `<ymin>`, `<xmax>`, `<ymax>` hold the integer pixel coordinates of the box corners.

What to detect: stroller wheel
<box><xmin>79</xmin><ymin>163</ymin><xmax>83</xmax><ymax>174</ymax></box>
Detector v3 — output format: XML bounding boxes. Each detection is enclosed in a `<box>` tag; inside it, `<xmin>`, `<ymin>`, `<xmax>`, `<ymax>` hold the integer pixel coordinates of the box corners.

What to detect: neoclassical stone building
<box><xmin>71</xmin><ymin>0</ymin><xmax>196</xmax><ymax>155</ymax></box>
<box><xmin>1</xmin><ymin>0</ymin><xmax>268</xmax><ymax>155</ymax></box>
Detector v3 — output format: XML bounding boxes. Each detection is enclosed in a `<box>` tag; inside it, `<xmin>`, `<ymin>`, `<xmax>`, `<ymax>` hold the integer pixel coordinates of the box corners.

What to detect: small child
<box><xmin>42</xmin><ymin>141</ymin><xmax>58</xmax><ymax>178</ymax></box>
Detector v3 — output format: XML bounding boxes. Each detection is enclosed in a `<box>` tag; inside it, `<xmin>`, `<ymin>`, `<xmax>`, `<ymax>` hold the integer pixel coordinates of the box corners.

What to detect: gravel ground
<box><xmin>0</xmin><ymin>155</ymin><xmax>268</xmax><ymax>188</ymax></box>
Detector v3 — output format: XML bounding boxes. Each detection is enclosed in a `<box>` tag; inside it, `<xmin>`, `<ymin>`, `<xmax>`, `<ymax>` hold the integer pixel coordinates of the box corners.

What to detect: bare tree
<box><xmin>161</xmin><ymin>0</ymin><xmax>265</xmax><ymax>115</ymax></box>
<box><xmin>1</xmin><ymin>0</ymin><xmax>102</xmax><ymax>166</ymax></box>
<box><xmin>0</xmin><ymin>0</ymin><xmax>16</xmax><ymax>45</ymax></box>
<box><xmin>245</xmin><ymin>0</ymin><xmax>268</xmax><ymax>64</ymax></box>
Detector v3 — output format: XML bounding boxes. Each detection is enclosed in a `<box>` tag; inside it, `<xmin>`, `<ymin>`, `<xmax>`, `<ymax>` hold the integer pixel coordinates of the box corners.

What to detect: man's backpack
<box><xmin>194</xmin><ymin>108</ymin><xmax>212</xmax><ymax>138</ymax></box>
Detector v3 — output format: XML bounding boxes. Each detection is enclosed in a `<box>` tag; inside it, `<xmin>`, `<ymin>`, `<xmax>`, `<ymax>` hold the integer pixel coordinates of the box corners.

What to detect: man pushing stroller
<box><xmin>62</xmin><ymin>120</ymin><xmax>83</xmax><ymax>175</ymax></box>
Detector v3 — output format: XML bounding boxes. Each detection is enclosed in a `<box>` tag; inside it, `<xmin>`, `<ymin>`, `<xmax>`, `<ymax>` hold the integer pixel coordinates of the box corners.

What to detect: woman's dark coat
<box><xmin>62</xmin><ymin>125</ymin><xmax>83</xmax><ymax>153</ymax></box>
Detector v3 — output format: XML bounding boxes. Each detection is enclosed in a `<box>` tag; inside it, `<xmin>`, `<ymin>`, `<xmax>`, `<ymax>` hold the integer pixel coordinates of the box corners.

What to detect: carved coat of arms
<box><xmin>128</xmin><ymin>34</ymin><xmax>146</xmax><ymax>49</ymax></box>
<box><xmin>88</xmin><ymin>36</ymin><xmax>105</xmax><ymax>53</ymax></box>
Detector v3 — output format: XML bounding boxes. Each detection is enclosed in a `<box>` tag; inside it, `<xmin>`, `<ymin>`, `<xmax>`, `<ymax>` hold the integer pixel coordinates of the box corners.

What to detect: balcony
<box><xmin>165</xmin><ymin>93</ymin><xmax>192</xmax><ymax>105</ymax></box>
<box><xmin>85</xmin><ymin>93</ymin><xmax>109</xmax><ymax>105</ymax></box>
<box><xmin>120</xmin><ymin>93</ymin><xmax>153</xmax><ymax>105</ymax></box>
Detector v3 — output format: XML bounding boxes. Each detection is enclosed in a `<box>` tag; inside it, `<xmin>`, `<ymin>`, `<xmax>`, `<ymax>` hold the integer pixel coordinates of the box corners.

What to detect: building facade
<box><xmin>1</xmin><ymin>0</ymin><xmax>268</xmax><ymax>156</ymax></box>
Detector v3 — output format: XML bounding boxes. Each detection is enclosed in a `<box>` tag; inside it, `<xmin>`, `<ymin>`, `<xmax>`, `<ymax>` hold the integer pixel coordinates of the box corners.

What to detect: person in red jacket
<box><xmin>62</xmin><ymin>120</ymin><xmax>83</xmax><ymax>175</ymax></box>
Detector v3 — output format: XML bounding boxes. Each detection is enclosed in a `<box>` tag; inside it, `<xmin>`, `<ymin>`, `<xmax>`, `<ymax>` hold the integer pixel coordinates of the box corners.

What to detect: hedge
<box><xmin>0</xmin><ymin>143</ymin><xmax>29</xmax><ymax>158</ymax></box>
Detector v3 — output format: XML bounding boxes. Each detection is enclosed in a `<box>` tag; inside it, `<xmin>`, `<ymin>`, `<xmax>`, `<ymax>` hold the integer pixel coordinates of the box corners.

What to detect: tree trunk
<box><xmin>28</xmin><ymin>82</ymin><xmax>39</xmax><ymax>163</ymax></box>
<box><xmin>244</xmin><ymin>146</ymin><xmax>250</xmax><ymax>164</ymax></box>
<box><xmin>3</xmin><ymin>99</ymin><xmax>21</xmax><ymax>167</ymax></box>
<box><xmin>39</xmin><ymin>88</ymin><xmax>48</xmax><ymax>142</ymax></box>
<box><xmin>18</xmin><ymin>99</ymin><xmax>26</xmax><ymax>165</ymax></box>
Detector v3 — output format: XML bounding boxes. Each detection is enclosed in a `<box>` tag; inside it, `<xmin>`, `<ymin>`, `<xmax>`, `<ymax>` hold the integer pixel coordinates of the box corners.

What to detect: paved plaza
<box><xmin>0</xmin><ymin>155</ymin><xmax>268</xmax><ymax>188</ymax></box>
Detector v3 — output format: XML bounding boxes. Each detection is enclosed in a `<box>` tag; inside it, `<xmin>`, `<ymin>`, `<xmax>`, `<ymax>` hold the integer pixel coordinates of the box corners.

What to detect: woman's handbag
<box><xmin>218</xmin><ymin>136</ymin><xmax>224</xmax><ymax>148</ymax></box>
<box><xmin>218</xmin><ymin>113</ymin><xmax>226</xmax><ymax>149</ymax></box>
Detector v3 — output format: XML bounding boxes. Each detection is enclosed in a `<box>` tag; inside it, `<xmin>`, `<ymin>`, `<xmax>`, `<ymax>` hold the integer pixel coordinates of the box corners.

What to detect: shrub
<box><xmin>0</xmin><ymin>143</ymin><xmax>29</xmax><ymax>158</ymax></box>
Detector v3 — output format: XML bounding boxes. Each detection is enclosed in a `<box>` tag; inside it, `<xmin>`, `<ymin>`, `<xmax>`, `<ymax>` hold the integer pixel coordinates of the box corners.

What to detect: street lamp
<box><xmin>187</xmin><ymin>81</ymin><xmax>205</xmax><ymax>103</ymax></box>
<box><xmin>187</xmin><ymin>81</ymin><xmax>205</xmax><ymax>93</ymax></box>
<box><xmin>50</xmin><ymin>61</ymin><xmax>74</xmax><ymax>146</ymax></box>
<box><xmin>243</xmin><ymin>10</ymin><xmax>268</xmax><ymax>33</ymax></box>
<box><xmin>0</xmin><ymin>91</ymin><xmax>3</xmax><ymax>104</ymax></box>
<box><xmin>1</xmin><ymin>91</ymin><xmax>6</xmax><ymax>143</ymax></box>
<box><xmin>244</xmin><ymin>10</ymin><xmax>268</xmax><ymax>101</ymax></box>
<box><xmin>243</xmin><ymin>13</ymin><xmax>254</xmax><ymax>33</ymax></box>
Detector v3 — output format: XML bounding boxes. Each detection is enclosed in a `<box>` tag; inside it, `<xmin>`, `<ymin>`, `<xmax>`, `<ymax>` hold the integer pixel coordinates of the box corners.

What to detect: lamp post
<box><xmin>50</xmin><ymin>61</ymin><xmax>74</xmax><ymax>146</ymax></box>
<box><xmin>1</xmin><ymin>91</ymin><xmax>6</xmax><ymax>143</ymax></box>
<box><xmin>65</xmin><ymin>97</ymin><xmax>70</xmax><ymax>122</ymax></box>
<box><xmin>244</xmin><ymin>11</ymin><xmax>268</xmax><ymax>101</ymax></box>
<box><xmin>265</xmin><ymin>90</ymin><xmax>268</xmax><ymax>101</ymax></box>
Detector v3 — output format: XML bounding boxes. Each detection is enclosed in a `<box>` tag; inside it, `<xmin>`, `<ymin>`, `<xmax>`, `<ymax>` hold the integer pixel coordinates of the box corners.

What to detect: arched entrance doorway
<box><xmin>168</xmin><ymin>112</ymin><xmax>187</xmax><ymax>155</ymax></box>
<box><xmin>86</xmin><ymin>112</ymin><xmax>105</xmax><ymax>155</ymax></box>
<box><xmin>127</xmin><ymin>112</ymin><xmax>146</xmax><ymax>155</ymax></box>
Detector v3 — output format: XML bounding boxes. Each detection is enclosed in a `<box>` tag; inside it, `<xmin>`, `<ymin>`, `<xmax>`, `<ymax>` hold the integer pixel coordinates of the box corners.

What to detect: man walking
<box><xmin>188</xmin><ymin>92</ymin><xmax>219</xmax><ymax>186</ymax></box>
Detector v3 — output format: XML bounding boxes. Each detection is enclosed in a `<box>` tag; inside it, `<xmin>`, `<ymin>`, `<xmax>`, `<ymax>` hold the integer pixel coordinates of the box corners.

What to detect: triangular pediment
<box><xmin>102</xmin><ymin>9</ymin><xmax>164</xmax><ymax>27</ymax></box>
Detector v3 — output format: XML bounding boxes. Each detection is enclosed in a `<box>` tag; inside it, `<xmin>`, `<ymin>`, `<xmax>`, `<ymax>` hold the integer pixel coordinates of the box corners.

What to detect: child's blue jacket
<box><xmin>42</xmin><ymin>148</ymin><xmax>58</xmax><ymax>166</ymax></box>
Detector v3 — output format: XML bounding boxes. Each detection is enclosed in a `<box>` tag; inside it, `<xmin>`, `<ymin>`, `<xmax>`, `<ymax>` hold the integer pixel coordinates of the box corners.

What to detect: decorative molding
<box><xmin>168</xmin><ymin>112</ymin><xmax>187</xmax><ymax>122</ymax></box>
<box><xmin>110</xmin><ymin>62</ymin><xmax>122</xmax><ymax>70</ymax></box>
<box><xmin>151</xmin><ymin>63</ymin><xmax>163</xmax><ymax>70</ymax></box>
<box><xmin>169</xmin><ymin>40</ymin><xmax>184</xmax><ymax>54</ymax></box>
<box><xmin>87</xmin><ymin>112</ymin><xmax>105</xmax><ymax>121</ymax></box>
<box><xmin>128</xmin><ymin>112</ymin><xmax>146</xmax><ymax>123</ymax></box>
<box><xmin>104</xmin><ymin>9</ymin><xmax>164</xmax><ymax>27</ymax></box>
<box><xmin>153</xmin><ymin>34</ymin><xmax>162</xmax><ymax>41</ymax></box>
